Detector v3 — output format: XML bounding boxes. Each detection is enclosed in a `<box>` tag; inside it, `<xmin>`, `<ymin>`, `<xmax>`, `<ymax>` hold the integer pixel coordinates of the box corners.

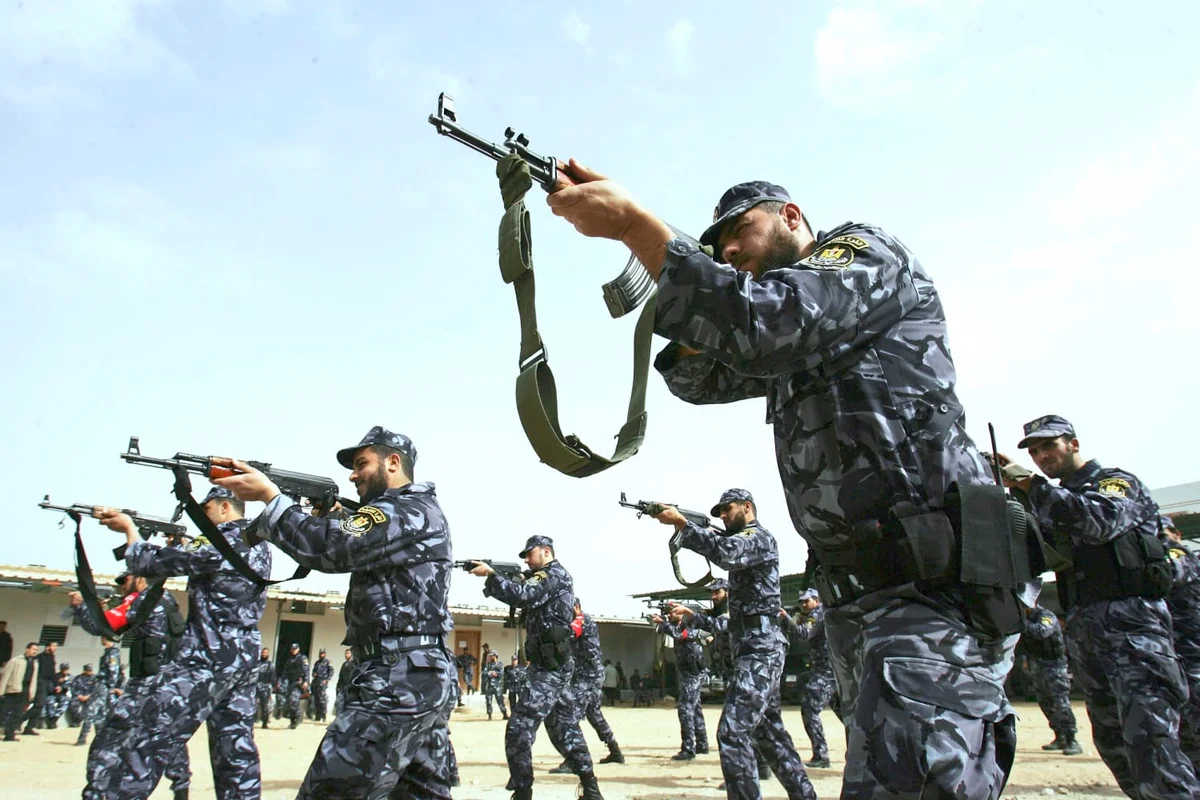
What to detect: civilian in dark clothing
<box><xmin>0</xmin><ymin>622</ymin><xmax>13</xmax><ymax>666</ymax></box>
<box><xmin>26</xmin><ymin>642</ymin><xmax>57</xmax><ymax>732</ymax></box>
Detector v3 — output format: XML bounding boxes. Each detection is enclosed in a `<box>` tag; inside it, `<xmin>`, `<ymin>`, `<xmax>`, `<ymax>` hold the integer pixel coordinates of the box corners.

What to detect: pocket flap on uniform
<box><xmin>406</xmin><ymin>649</ymin><xmax>441</xmax><ymax>670</ymax></box>
<box><xmin>882</xmin><ymin>656</ymin><xmax>1008</xmax><ymax>722</ymax></box>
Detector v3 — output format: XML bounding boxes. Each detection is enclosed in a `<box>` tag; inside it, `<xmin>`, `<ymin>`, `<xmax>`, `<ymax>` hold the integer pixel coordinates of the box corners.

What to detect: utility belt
<box><xmin>1065</xmin><ymin>530</ymin><xmax>1172</xmax><ymax>608</ymax></box>
<box><xmin>129</xmin><ymin>635</ymin><xmax>164</xmax><ymax>679</ymax></box>
<box><xmin>728</xmin><ymin>613</ymin><xmax>782</xmax><ymax>638</ymax></box>
<box><xmin>351</xmin><ymin>633</ymin><xmax>448</xmax><ymax>664</ymax></box>
<box><xmin>526</xmin><ymin>625</ymin><xmax>573</xmax><ymax>671</ymax></box>
<box><xmin>811</xmin><ymin>484</ymin><xmax>1044</xmax><ymax>640</ymax></box>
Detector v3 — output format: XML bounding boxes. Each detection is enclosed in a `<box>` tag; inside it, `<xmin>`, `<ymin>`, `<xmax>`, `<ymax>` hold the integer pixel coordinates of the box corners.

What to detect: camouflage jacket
<box><xmin>126</xmin><ymin>518</ymin><xmax>270</xmax><ymax>663</ymax></box>
<box><xmin>258</xmin><ymin>482</ymin><xmax>453</xmax><ymax>646</ymax></box>
<box><xmin>1028</xmin><ymin>459</ymin><xmax>1160</xmax><ymax>548</ymax></box>
<box><xmin>485</xmin><ymin>559</ymin><xmax>574</xmax><ymax>641</ymax></box>
<box><xmin>503</xmin><ymin>663</ymin><xmax>528</xmax><ymax>691</ymax></box>
<box><xmin>97</xmin><ymin>645</ymin><xmax>122</xmax><ymax>692</ymax></box>
<box><xmin>483</xmin><ymin>660</ymin><xmax>505</xmax><ymax>691</ymax></box>
<box><xmin>674</xmin><ymin>521</ymin><xmax>784</xmax><ymax>652</ymax></box>
<box><xmin>654</xmin><ymin>224</ymin><xmax>993</xmax><ymax>557</ymax></box>
<box><xmin>657</xmin><ymin>619</ymin><xmax>706</xmax><ymax>675</ymax></box>
<box><xmin>783</xmin><ymin>604</ymin><xmax>832</xmax><ymax>675</ymax></box>
<box><xmin>700</xmin><ymin>599</ymin><xmax>735</xmax><ymax>679</ymax></box>
<box><xmin>1167</xmin><ymin>543</ymin><xmax>1200</xmax><ymax>661</ymax></box>
<box><xmin>571</xmin><ymin>613</ymin><xmax>606</xmax><ymax>682</ymax></box>
<box><xmin>1022</xmin><ymin>605</ymin><xmax>1066</xmax><ymax>661</ymax></box>
<box><xmin>312</xmin><ymin>657</ymin><xmax>333</xmax><ymax>685</ymax></box>
<box><xmin>282</xmin><ymin>653</ymin><xmax>309</xmax><ymax>688</ymax></box>
<box><xmin>68</xmin><ymin>673</ymin><xmax>100</xmax><ymax>706</ymax></box>
<box><xmin>255</xmin><ymin>657</ymin><xmax>275</xmax><ymax>688</ymax></box>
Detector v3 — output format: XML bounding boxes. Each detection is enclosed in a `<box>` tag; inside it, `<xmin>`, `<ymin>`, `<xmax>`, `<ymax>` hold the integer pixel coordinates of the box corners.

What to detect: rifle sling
<box><xmin>171</xmin><ymin>468</ymin><xmax>309</xmax><ymax>594</ymax></box>
<box><xmin>496</xmin><ymin>154</ymin><xmax>656</xmax><ymax>478</ymax></box>
<box><xmin>668</xmin><ymin>536</ymin><xmax>714</xmax><ymax>589</ymax></box>
<box><xmin>72</xmin><ymin>512</ymin><xmax>167</xmax><ymax>640</ymax></box>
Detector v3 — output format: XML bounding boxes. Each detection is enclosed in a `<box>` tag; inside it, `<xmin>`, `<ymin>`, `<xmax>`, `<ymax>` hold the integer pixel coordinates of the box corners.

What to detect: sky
<box><xmin>2</xmin><ymin>0</ymin><xmax>1198</xmax><ymax>618</ymax></box>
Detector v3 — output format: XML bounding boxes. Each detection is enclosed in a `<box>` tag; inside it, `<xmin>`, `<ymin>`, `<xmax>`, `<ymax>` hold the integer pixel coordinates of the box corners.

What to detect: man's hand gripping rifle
<box><xmin>39</xmin><ymin>495</ymin><xmax>190</xmax><ymax>543</ymax></box>
<box><xmin>456</xmin><ymin>560</ymin><xmax>527</xmax><ymax>631</ymax></box>
<box><xmin>619</xmin><ymin>492</ymin><xmax>720</xmax><ymax>589</ymax></box>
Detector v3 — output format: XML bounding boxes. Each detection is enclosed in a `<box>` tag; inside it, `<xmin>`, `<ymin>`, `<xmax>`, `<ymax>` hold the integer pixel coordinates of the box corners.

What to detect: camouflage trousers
<box><xmin>286</xmin><ymin>684</ymin><xmax>305</xmax><ymax>724</ymax></box>
<box><xmin>676</xmin><ymin>669</ymin><xmax>708</xmax><ymax>753</ymax></box>
<box><xmin>1179</xmin><ymin>655</ymin><xmax>1200</xmax><ymax>775</ymax></box>
<box><xmin>98</xmin><ymin>650</ymin><xmax>260</xmax><ymax>800</ymax></box>
<box><xmin>83</xmin><ymin>677</ymin><xmax>191</xmax><ymax>800</ymax></box>
<box><xmin>297</xmin><ymin>647</ymin><xmax>455</xmax><ymax>799</ymax></box>
<box><xmin>255</xmin><ymin>685</ymin><xmax>272</xmax><ymax>724</ymax></box>
<box><xmin>506</xmin><ymin>658</ymin><xmax>593</xmax><ymax>790</ymax></box>
<box><xmin>718</xmin><ymin>646</ymin><xmax>815</xmax><ymax>800</ymax></box>
<box><xmin>572</xmin><ymin>676</ymin><xmax>616</xmax><ymax>746</ymax></box>
<box><xmin>73</xmin><ymin>699</ymin><xmax>101</xmax><ymax>744</ymax></box>
<box><xmin>799</xmin><ymin>668</ymin><xmax>837</xmax><ymax>761</ymax></box>
<box><xmin>1028</xmin><ymin>655</ymin><xmax>1076</xmax><ymax>739</ymax></box>
<box><xmin>826</xmin><ymin>590</ymin><xmax>1017</xmax><ymax>799</ymax></box>
<box><xmin>312</xmin><ymin>680</ymin><xmax>330</xmax><ymax>721</ymax></box>
<box><xmin>1066</xmin><ymin>597</ymin><xmax>1200</xmax><ymax>799</ymax></box>
<box><xmin>483</xmin><ymin>683</ymin><xmax>507</xmax><ymax>717</ymax></box>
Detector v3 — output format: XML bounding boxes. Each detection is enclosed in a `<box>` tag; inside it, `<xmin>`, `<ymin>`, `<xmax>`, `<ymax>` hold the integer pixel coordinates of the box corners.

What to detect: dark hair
<box><xmin>757</xmin><ymin>200</ymin><xmax>813</xmax><ymax>236</ymax></box>
<box><xmin>370</xmin><ymin>444</ymin><xmax>414</xmax><ymax>480</ymax></box>
<box><xmin>26</xmin><ymin>642</ymin><xmax>38</xmax><ymax>649</ymax></box>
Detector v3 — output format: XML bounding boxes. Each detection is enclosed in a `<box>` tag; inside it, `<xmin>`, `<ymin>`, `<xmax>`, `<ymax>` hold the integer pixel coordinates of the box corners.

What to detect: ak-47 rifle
<box><xmin>454</xmin><ymin>560</ymin><xmax>525</xmax><ymax>579</ymax></box>
<box><xmin>39</xmin><ymin>495</ymin><xmax>191</xmax><ymax>543</ymax></box>
<box><xmin>427</xmin><ymin>93</ymin><xmax>711</xmax><ymax>479</ymax></box>
<box><xmin>619</xmin><ymin>492</ymin><xmax>721</xmax><ymax>589</ymax></box>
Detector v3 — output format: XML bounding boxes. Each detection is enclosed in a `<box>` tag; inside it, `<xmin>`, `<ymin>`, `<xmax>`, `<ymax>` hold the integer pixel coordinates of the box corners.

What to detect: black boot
<box><xmin>670</xmin><ymin>750</ymin><xmax>694</xmax><ymax>761</ymax></box>
<box><xmin>510</xmin><ymin>789</ymin><xmax>532</xmax><ymax>800</ymax></box>
<box><xmin>578</xmin><ymin>772</ymin><xmax>604</xmax><ymax>800</ymax></box>
<box><xmin>549</xmin><ymin>759</ymin><xmax>573</xmax><ymax>774</ymax></box>
<box><xmin>1042</xmin><ymin>735</ymin><xmax>1064</xmax><ymax>751</ymax></box>
<box><xmin>695</xmin><ymin>742</ymin><xmax>709</xmax><ymax>754</ymax></box>
<box><xmin>1061</xmin><ymin>737</ymin><xmax>1083</xmax><ymax>756</ymax></box>
<box><xmin>805</xmin><ymin>756</ymin><xmax>831</xmax><ymax>769</ymax></box>
<box><xmin>599</xmin><ymin>741</ymin><xmax>624</xmax><ymax>764</ymax></box>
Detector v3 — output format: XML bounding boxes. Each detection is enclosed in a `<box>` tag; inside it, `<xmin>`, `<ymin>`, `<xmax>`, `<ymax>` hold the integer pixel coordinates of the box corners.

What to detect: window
<box><xmin>39</xmin><ymin>625</ymin><xmax>69</xmax><ymax>645</ymax></box>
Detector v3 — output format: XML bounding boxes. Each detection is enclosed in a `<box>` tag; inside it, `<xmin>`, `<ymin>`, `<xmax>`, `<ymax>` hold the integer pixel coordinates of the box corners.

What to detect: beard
<box><xmin>723</xmin><ymin>512</ymin><xmax>746</xmax><ymax>535</ymax></box>
<box><xmin>358</xmin><ymin>469</ymin><xmax>390</xmax><ymax>504</ymax></box>
<box><xmin>758</xmin><ymin>223</ymin><xmax>806</xmax><ymax>273</ymax></box>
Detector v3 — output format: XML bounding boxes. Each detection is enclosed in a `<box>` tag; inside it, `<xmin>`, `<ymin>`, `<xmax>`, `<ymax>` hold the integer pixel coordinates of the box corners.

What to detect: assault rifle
<box><xmin>39</xmin><ymin>495</ymin><xmax>190</xmax><ymax>542</ymax></box>
<box><xmin>120</xmin><ymin>436</ymin><xmax>360</xmax><ymax>513</ymax></box>
<box><xmin>454</xmin><ymin>559</ymin><xmax>525</xmax><ymax>579</ymax></box>
<box><xmin>620</xmin><ymin>493</ymin><xmax>721</xmax><ymax>589</ymax></box>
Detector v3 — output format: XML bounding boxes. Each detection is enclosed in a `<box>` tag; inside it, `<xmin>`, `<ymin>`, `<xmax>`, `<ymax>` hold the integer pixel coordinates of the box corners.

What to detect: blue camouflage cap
<box><xmin>1161</xmin><ymin>515</ymin><xmax>1178</xmax><ymax>533</ymax></box>
<box><xmin>337</xmin><ymin>426</ymin><xmax>417</xmax><ymax>470</ymax></box>
<box><xmin>201</xmin><ymin>486</ymin><xmax>237</xmax><ymax>504</ymax></box>
<box><xmin>711</xmin><ymin>488</ymin><xmax>755</xmax><ymax>517</ymax></box>
<box><xmin>797</xmin><ymin>588</ymin><xmax>819</xmax><ymax>602</ymax></box>
<box><xmin>705</xmin><ymin>578</ymin><xmax>729</xmax><ymax>592</ymax></box>
<box><xmin>1017</xmin><ymin>415</ymin><xmax>1076</xmax><ymax>449</ymax></box>
<box><xmin>82</xmin><ymin>663</ymin><xmax>93</xmax><ymax>671</ymax></box>
<box><xmin>699</xmin><ymin>181</ymin><xmax>792</xmax><ymax>249</ymax></box>
<box><xmin>519</xmin><ymin>535</ymin><xmax>554</xmax><ymax>558</ymax></box>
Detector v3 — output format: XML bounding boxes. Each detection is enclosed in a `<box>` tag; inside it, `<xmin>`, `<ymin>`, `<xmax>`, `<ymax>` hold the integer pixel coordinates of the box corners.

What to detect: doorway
<box><xmin>452</xmin><ymin>629</ymin><xmax>481</xmax><ymax>692</ymax></box>
<box><xmin>276</xmin><ymin>620</ymin><xmax>314</xmax><ymax>675</ymax></box>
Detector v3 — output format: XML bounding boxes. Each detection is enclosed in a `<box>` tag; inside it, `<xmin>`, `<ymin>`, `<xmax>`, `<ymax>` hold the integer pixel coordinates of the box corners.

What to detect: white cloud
<box><xmin>563</xmin><ymin>12</ymin><xmax>591</xmax><ymax>49</ymax></box>
<box><xmin>667</xmin><ymin>19</ymin><xmax>695</xmax><ymax>76</ymax></box>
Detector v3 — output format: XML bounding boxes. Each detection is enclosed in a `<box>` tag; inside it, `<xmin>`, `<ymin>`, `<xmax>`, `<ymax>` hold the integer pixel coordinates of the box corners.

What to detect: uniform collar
<box><xmin>1060</xmin><ymin>459</ymin><xmax>1102</xmax><ymax>489</ymax></box>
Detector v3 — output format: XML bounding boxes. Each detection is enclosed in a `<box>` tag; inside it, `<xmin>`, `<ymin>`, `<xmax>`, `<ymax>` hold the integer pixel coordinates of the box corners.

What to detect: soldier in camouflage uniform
<box><xmin>1006</xmin><ymin>415</ymin><xmax>1200</xmax><ymax>798</ymax></box>
<box><xmin>282</xmin><ymin>643</ymin><xmax>310</xmax><ymax>728</ymax></box>
<box><xmin>664</xmin><ymin>490</ymin><xmax>815</xmax><ymax>800</ymax></box>
<box><xmin>94</xmin><ymin>486</ymin><xmax>270</xmax><ymax>800</ymax></box>
<box><xmin>503</xmin><ymin>655</ymin><xmax>527</xmax><ymax>711</ymax></box>
<box><xmin>1161</xmin><ymin>516</ymin><xmax>1200</xmax><ymax>772</ymax></box>
<box><xmin>550</xmin><ymin>598</ymin><xmax>624</xmax><ymax>773</ymax></box>
<box><xmin>255</xmin><ymin>647</ymin><xmax>274</xmax><ymax>729</ymax></box>
<box><xmin>95</xmin><ymin>636</ymin><xmax>122</xmax><ymax>725</ymax></box>
<box><xmin>43</xmin><ymin>664</ymin><xmax>71</xmax><ymax>728</ymax></box>
<box><xmin>69</xmin><ymin>664</ymin><xmax>103</xmax><ymax>745</ymax></box>
<box><xmin>311</xmin><ymin>648</ymin><xmax>333</xmax><ymax>722</ymax></box>
<box><xmin>72</xmin><ymin>571</ymin><xmax>192</xmax><ymax>800</ymax></box>
<box><xmin>653</xmin><ymin>611</ymin><xmax>709</xmax><ymax>760</ymax></box>
<box><xmin>467</xmin><ymin>535</ymin><xmax>604</xmax><ymax>800</ymax></box>
<box><xmin>482</xmin><ymin>651</ymin><xmax>508</xmax><ymax>720</ymax></box>
<box><xmin>781</xmin><ymin>588</ymin><xmax>838</xmax><ymax>769</ymax></box>
<box><xmin>215</xmin><ymin>426</ymin><xmax>455</xmax><ymax>799</ymax></box>
<box><xmin>1021</xmin><ymin>600</ymin><xmax>1081</xmax><ymax>755</ymax></box>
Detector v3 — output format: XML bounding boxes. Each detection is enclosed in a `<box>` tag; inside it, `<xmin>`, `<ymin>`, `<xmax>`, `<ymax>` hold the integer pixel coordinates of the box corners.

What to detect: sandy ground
<box><xmin>0</xmin><ymin>697</ymin><xmax>1127</xmax><ymax>799</ymax></box>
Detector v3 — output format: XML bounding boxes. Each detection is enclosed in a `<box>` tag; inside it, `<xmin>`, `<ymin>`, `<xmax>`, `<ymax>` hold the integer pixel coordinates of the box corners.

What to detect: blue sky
<box><xmin>2</xmin><ymin>0</ymin><xmax>1197</xmax><ymax>616</ymax></box>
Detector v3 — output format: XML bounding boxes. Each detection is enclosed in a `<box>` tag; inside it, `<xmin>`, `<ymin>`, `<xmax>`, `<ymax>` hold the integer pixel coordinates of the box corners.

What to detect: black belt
<box><xmin>352</xmin><ymin>634</ymin><xmax>447</xmax><ymax>663</ymax></box>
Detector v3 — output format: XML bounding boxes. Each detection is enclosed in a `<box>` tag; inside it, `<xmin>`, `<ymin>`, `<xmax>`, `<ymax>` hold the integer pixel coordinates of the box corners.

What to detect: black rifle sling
<box><xmin>669</xmin><ymin>537</ymin><xmax>715</xmax><ymax>589</ymax></box>
<box><xmin>170</xmin><ymin>468</ymin><xmax>309</xmax><ymax>594</ymax></box>
<box><xmin>72</xmin><ymin>512</ymin><xmax>167</xmax><ymax>640</ymax></box>
<box><xmin>496</xmin><ymin>155</ymin><xmax>657</xmax><ymax>478</ymax></box>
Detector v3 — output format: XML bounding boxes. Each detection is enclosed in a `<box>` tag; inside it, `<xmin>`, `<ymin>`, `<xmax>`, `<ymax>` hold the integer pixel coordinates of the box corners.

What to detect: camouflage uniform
<box><xmin>77</xmin><ymin>589</ymin><xmax>191</xmax><ymax>799</ymax></box>
<box><xmin>95</xmin><ymin>643</ymin><xmax>122</xmax><ymax>723</ymax></box>
<box><xmin>254</xmin><ymin>655</ymin><xmax>275</xmax><ymax>727</ymax></box>
<box><xmin>69</xmin><ymin>671</ymin><xmax>103</xmax><ymax>744</ymax></box>
<box><xmin>311</xmin><ymin>653</ymin><xmax>333</xmax><ymax>721</ymax></box>
<box><xmin>783</xmin><ymin>600</ymin><xmax>838</xmax><ymax>764</ymax></box>
<box><xmin>482</xmin><ymin>658</ymin><xmax>508</xmax><ymax>719</ymax></box>
<box><xmin>555</xmin><ymin>611</ymin><xmax>621</xmax><ymax>766</ymax></box>
<box><xmin>657</xmin><ymin>618</ymin><xmax>709</xmax><ymax>756</ymax></box>
<box><xmin>254</xmin><ymin>427</ymin><xmax>455</xmax><ymax>800</ymax></box>
<box><xmin>655</xmin><ymin>191</ymin><xmax>1020</xmax><ymax>798</ymax></box>
<box><xmin>282</xmin><ymin>650</ymin><xmax>310</xmax><ymax>727</ymax></box>
<box><xmin>1021</xmin><ymin>605</ymin><xmax>1078</xmax><ymax>748</ymax></box>
<box><xmin>504</xmin><ymin>661</ymin><xmax>528</xmax><ymax>711</ymax></box>
<box><xmin>335</xmin><ymin>656</ymin><xmax>356</xmax><ymax>716</ymax></box>
<box><xmin>1027</xmin><ymin>455</ymin><xmax>1200</xmax><ymax>798</ymax></box>
<box><xmin>101</xmin><ymin>509</ymin><xmax>271</xmax><ymax>800</ymax></box>
<box><xmin>43</xmin><ymin>669</ymin><xmax>71</xmax><ymax>726</ymax></box>
<box><xmin>678</xmin><ymin>504</ymin><xmax>815</xmax><ymax>800</ymax></box>
<box><xmin>483</xmin><ymin>541</ymin><xmax>598</xmax><ymax>795</ymax></box>
<box><xmin>1165</xmin><ymin>535</ymin><xmax>1200</xmax><ymax>773</ymax></box>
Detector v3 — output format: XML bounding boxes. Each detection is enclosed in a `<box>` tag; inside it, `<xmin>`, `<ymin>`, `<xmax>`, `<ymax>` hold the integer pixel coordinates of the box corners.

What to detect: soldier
<box><xmin>549</xmin><ymin>598</ymin><xmax>624</xmax><ymax>773</ymax></box>
<box><xmin>334</xmin><ymin>648</ymin><xmax>355</xmax><ymax>717</ymax></box>
<box><xmin>1161</xmin><ymin>516</ymin><xmax>1200</xmax><ymax>771</ymax></box>
<box><xmin>68</xmin><ymin>664</ymin><xmax>101</xmax><ymax>746</ymax></box>
<box><xmin>465</xmin><ymin>536</ymin><xmax>604</xmax><ymax>800</ymax></box>
<box><xmin>652</xmin><ymin>609</ymin><xmax>709</xmax><ymax>760</ymax></box>
<box><xmin>273</xmin><ymin>678</ymin><xmax>286</xmax><ymax>721</ymax></box>
<box><xmin>71</xmin><ymin>570</ymin><xmax>191</xmax><ymax>800</ymax></box>
<box><xmin>93</xmin><ymin>485</ymin><xmax>270</xmax><ymax>800</ymax></box>
<box><xmin>214</xmin><ymin>426</ymin><xmax>455</xmax><ymax>799</ymax></box>
<box><xmin>661</xmin><ymin>489</ymin><xmax>815</xmax><ymax>800</ymax></box>
<box><xmin>255</xmin><ymin>648</ymin><xmax>275</xmax><ymax>729</ymax></box>
<box><xmin>503</xmin><ymin>655</ymin><xmax>527</xmax><ymax>712</ymax></box>
<box><xmin>1004</xmin><ymin>415</ymin><xmax>1199</xmax><ymax>797</ymax></box>
<box><xmin>457</xmin><ymin>647</ymin><xmax>478</xmax><ymax>696</ymax></box>
<box><xmin>310</xmin><ymin>649</ymin><xmax>333</xmax><ymax>722</ymax></box>
<box><xmin>282</xmin><ymin>643</ymin><xmax>310</xmax><ymax>729</ymax></box>
<box><xmin>780</xmin><ymin>588</ymin><xmax>838</xmax><ymax>769</ymax></box>
<box><xmin>95</xmin><ymin>635</ymin><xmax>122</xmax><ymax>726</ymax></box>
<box><xmin>43</xmin><ymin>664</ymin><xmax>71</xmax><ymax>729</ymax></box>
<box><xmin>1021</xmin><ymin>598</ymin><xmax>1082</xmax><ymax>755</ymax></box>
<box><xmin>482</xmin><ymin>651</ymin><xmax>508</xmax><ymax>721</ymax></box>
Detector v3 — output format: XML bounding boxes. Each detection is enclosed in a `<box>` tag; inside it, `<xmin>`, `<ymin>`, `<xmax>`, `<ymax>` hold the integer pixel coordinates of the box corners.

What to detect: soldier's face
<box><xmin>710</xmin><ymin>589</ymin><xmax>728</xmax><ymax>605</ymax></box>
<box><xmin>719</xmin><ymin>502</ymin><xmax>750</xmax><ymax>534</ymax></box>
<box><xmin>525</xmin><ymin>546</ymin><xmax>552</xmax><ymax>569</ymax></box>
<box><xmin>349</xmin><ymin>449</ymin><xmax>391</xmax><ymax>503</ymax></box>
<box><xmin>717</xmin><ymin>206</ymin><xmax>805</xmax><ymax>276</ymax></box>
<box><xmin>801</xmin><ymin>598</ymin><xmax>819</xmax><ymax>613</ymax></box>
<box><xmin>1026</xmin><ymin>436</ymin><xmax>1079</xmax><ymax>479</ymax></box>
<box><xmin>345</xmin><ymin>650</ymin><xmax>353</xmax><ymax>660</ymax></box>
<box><xmin>262</xmin><ymin>649</ymin><xmax>270</xmax><ymax>658</ymax></box>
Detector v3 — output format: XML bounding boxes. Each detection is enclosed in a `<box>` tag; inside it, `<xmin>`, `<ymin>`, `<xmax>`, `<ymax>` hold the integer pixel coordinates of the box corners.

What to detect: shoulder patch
<box><xmin>803</xmin><ymin>618</ymin><xmax>816</xmax><ymax>629</ymax></box>
<box><xmin>1097</xmin><ymin>478</ymin><xmax>1131</xmax><ymax>498</ymax></box>
<box><xmin>1170</xmin><ymin>548</ymin><xmax>1186</xmax><ymax>561</ymax></box>
<box><xmin>827</xmin><ymin>234</ymin><xmax>870</xmax><ymax>250</ymax></box>
<box><xmin>1040</xmin><ymin>616</ymin><xmax>1053</xmax><ymax>626</ymax></box>
<box><xmin>185</xmin><ymin>535</ymin><xmax>210</xmax><ymax>551</ymax></box>
<box><xmin>801</xmin><ymin>244</ymin><xmax>855</xmax><ymax>270</ymax></box>
<box><xmin>525</xmin><ymin>570</ymin><xmax>547</xmax><ymax>585</ymax></box>
<box><xmin>340</xmin><ymin>511</ymin><xmax>378</xmax><ymax>537</ymax></box>
<box><xmin>359</xmin><ymin>506</ymin><xmax>387</xmax><ymax>524</ymax></box>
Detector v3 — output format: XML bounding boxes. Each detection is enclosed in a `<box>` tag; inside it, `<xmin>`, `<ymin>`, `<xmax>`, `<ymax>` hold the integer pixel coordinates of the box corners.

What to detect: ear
<box><xmin>781</xmin><ymin>202</ymin><xmax>805</xmax><ymax>232</ymax></box>
<box><xmin>1068</xmin><ymin>437</ymin><xmax>1080</xmax><ymax>454</ymax></box>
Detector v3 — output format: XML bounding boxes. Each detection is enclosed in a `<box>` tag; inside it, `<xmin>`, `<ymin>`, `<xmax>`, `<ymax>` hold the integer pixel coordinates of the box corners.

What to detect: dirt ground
<box><xmin>0</xmin><ymin>698</ymin><xmax>1126</xmax><ymax>799</ymax></box>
